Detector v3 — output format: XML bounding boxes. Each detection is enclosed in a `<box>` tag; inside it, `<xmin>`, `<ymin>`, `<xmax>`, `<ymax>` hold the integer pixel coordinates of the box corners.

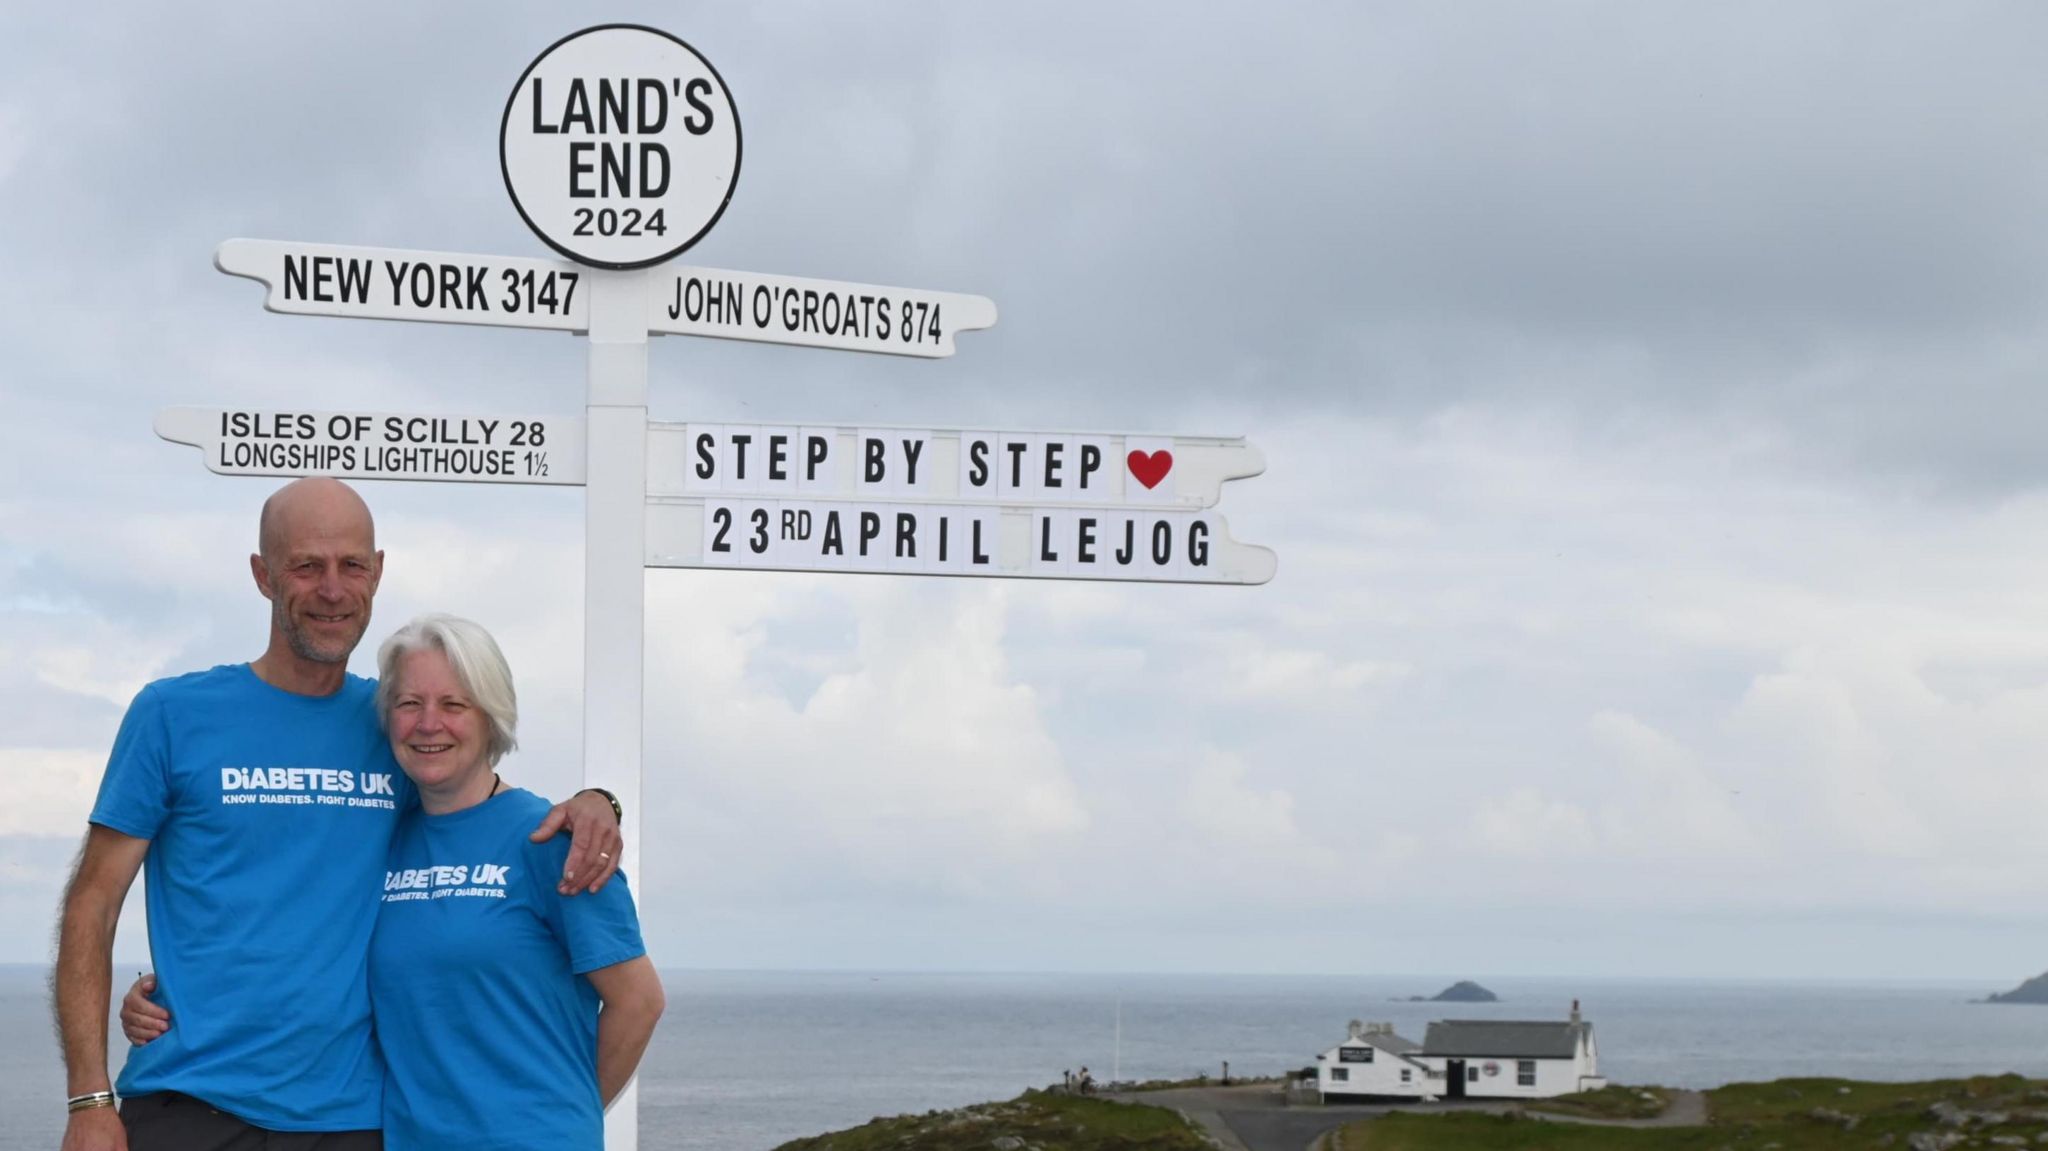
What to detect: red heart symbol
<box><xmin>1127</xmin><ymin>450</ymin><xmax>1173</xmax><ymax>490</ymax></box>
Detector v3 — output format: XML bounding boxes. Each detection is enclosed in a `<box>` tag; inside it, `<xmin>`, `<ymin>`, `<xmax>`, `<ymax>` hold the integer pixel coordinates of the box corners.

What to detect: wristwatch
<box><xmin>579</xmin><ymin>786</ymin><xmax>623</xmax><ymax>824</ymax></box>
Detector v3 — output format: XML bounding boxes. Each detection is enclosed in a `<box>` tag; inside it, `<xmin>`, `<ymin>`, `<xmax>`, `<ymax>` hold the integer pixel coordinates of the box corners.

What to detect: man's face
<box><xmin>259</xmin><ymin>524</ymin><xmax>382</xmax><ymax>664</ymax></box>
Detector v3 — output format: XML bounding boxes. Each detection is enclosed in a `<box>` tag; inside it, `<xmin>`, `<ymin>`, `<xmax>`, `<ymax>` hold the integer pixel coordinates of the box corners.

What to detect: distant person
<box><xmin>56</xmin><ymin>478</ymin><xmax>622</xmax><ymax>1151</ymax></box>
<box><xmin>1078</xmin><ymin>1066</ymin><xmax>1094</xmax><ymax>1095</ymax></box>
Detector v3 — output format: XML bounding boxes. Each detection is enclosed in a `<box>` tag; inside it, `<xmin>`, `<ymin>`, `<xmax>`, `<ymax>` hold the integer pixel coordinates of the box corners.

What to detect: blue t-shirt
<box><xmin>90</xmin><ymin>664</ymin><xmax>413</xmax><ymax>1130</ymax></box>
<box><xmin>370</xmin><ymin>787</ymin><xmax>645</xmax><ymax>1151</ymax></box>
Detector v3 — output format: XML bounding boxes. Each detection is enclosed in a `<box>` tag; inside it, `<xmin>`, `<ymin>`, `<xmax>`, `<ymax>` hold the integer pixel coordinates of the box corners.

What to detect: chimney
<box><xmin>1347</xmin><ymin>1019</ymin><xmax>1365</xmax><ymax>1040</ymax></box>
<box><xmin>1570</xmin><ymin>999</ymin><xmax>1581</xmax><ymax>1024</ymax></box>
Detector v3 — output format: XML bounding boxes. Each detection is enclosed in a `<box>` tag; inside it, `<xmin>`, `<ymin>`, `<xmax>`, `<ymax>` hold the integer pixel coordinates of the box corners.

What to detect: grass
<box><xmin>770</xmin><ymin>1090</ymin><xmax>1214</xmax><ymax>1151</ymax></box>
<box><xmin>1521</xmin><ymin>1085</ymin><xmax>1671</xmax><ymax>1120</ymax></box>
<box><xmin>1706</xmin><ymin>1073</ymin><xmax>2028</xmax><ymax>1123</ymax></box>
<box><xmin>1333</xmin><ymin>1114</ymin><xmax>1720</xmax><ymax>1151</ymax></box>
<box><xmin>1331</xmin><ymin>1074</ymin><xmax>2048</xmax><ymax>1151</ymax></box>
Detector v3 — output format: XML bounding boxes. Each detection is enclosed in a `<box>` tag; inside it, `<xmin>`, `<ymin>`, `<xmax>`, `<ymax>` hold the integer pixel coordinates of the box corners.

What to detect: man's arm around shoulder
<box><xmin>55</xmin><ymin>824</ymin><xmax>150</xmax><ymax>1151</ymax></box>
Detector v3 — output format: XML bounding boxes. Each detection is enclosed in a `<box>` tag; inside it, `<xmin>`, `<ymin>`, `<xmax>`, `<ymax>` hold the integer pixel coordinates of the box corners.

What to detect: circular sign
<box><xmin>501</xmin><ymin>25</ymin><xmax>741</xmax><ymax>269</ymax></box>
<box><xmin>1482</xmin><ymin>1061</ymin><xmax>1500</xmax><ymax>1078</ymax></box>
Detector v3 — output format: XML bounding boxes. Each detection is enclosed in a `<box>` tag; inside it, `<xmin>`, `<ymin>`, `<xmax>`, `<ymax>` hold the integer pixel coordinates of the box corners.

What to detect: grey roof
<box><xmin>1358</xmin><ymin>1032</ymin><xmax>1422</xmax><ymax>1055</ymax></box>
<box><xmin>1421</xmin><ymin>1020</ymin><xmax>1590</xmax><ymax>1059</ymax></box>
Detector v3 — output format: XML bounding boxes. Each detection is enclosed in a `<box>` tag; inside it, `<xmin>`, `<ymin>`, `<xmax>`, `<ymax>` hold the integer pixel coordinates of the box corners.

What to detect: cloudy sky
<box><xmin>4</xmin><ymin>2</ymin><xmax>2047</xmax><ymax>982</ymax></box>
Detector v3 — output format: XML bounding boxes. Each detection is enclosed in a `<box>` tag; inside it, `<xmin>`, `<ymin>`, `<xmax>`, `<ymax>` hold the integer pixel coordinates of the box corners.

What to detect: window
<box><xmin>1400</xmin><ymin>1069</ymin><xmax>1412</xmax><ymax>1083</ymax></box>
<box><xmin>1518</xmin><ymin>1060</ymin><xmax>1536</xmax><ymax>1087</ymax></box>
<box><xmin>1467</xmin><ymin>1066</ymin><xmax>1479</xmax><ymax>1082</ymax></box>
<box><xmin>1330</xmin><ymin>1067</ymin><xmax>1349</xmax><ymax>1082</ymax></box>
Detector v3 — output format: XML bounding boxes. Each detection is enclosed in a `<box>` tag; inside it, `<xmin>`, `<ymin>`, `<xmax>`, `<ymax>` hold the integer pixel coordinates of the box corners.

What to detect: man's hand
<box><xmin>120</xmin><ymin>974</ymin><xmax>169</xmax><ymax>1046</ymax></box>
<box><xmin>59</xmin><ymin>1104</ymin><xmax>126</xmax><ymax>1151</ymax></box>
<box><xmin>529</xmin><ymin>789</ymin><xmax>623</xmax><ymax>895</ymax></box>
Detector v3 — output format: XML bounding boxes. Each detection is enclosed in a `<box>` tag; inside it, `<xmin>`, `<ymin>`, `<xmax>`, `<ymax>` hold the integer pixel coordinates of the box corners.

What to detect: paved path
<box><xmin>1106</xmin><ymin>1086</ymin><xmax>1709</xmax><ymax>1151</ymax></box>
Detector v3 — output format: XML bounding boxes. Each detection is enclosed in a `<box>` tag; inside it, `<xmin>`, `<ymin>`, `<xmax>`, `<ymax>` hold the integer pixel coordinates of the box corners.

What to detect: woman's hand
<box><xmin>586</xmin><ymin>956</ymin><xmax>664</xmax><ymax>1107</ymax></box>
<box><xmin>120</xmin><ymin>973</ymin><xmax>170</xmax><ymax>1046</ymax></box>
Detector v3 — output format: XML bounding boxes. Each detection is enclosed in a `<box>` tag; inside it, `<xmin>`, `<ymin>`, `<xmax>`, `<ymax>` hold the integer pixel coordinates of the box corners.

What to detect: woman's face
<box><xmin>388</xmin><ymin>648</ymin><xmax>491</xmax><ymax>791</ymax></box>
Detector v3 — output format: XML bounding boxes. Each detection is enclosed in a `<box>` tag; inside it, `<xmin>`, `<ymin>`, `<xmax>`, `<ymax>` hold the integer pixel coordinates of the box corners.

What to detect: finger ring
<box><xmin>599</xmin><ymin>852</ymin><xmax>611</xmax><ymax>860</ymax></box>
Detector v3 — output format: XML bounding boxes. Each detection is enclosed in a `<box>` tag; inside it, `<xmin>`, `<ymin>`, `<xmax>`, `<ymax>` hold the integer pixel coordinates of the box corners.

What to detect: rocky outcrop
<box><xmin>1427</xmin><ymin>981</ymin><xmax>1499</xmax><ymax>1002</ymax></box>
<box><xmin>1984</xmin><ymin>972</ymin><xmax>2048</xmax><ymax>1004</ymax></box>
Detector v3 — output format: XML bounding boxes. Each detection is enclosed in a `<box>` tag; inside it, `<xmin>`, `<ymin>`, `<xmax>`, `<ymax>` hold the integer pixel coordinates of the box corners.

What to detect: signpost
<box><xmin>500</xmin><ymin>24</ymin><xmax>742</xmax><ymax>269</ymax></box>
<box><xmin>156</xmin><ymin>407</ymin><xmax>586</xmax><ymax>485</ymax></box>
<box><xmin>171</xmin><ymin>24</ymin><xmax>1273</xmax><ymax>1151</ymax></box>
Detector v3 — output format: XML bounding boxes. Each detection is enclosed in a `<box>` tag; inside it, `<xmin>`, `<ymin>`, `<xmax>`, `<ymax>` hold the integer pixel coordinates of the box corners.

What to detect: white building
<box><xmin>1314</xmin><ymin>1021</ymin><xmax>1433</xmax><ymax>1100</ymax></box>
<box><xmin>1315</xmin><ymin>1002</ymin><xmax>1605</xmax><ymax>1103</ymax></box>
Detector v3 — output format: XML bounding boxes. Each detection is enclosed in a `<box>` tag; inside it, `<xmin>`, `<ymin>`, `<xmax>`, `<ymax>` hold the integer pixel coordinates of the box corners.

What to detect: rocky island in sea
<box><xmin>1983</xmin><ymin>971</ymin><xmax>2048</xmax><ymax>1004</ymax></box>
<box><xmin>1406</xmin><ymin>980</ymin><xmax>1499</xmax><ymax>1002</ymax></box>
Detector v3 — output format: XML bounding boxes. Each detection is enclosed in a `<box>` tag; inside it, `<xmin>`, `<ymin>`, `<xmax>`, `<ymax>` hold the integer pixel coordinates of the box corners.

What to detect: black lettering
<box><xmin>729</xmin><ymin>433</ymin><xmax>752</xmax><ymax>481</ymax></box>
<box><xmin>338</xmin><ymin>258</ymin><xmax>370</xmax><ymax>304</ymax></box>
<box><xmin>1078</xmin><ymin>518</ymin><xmax>1096</xmax><ymax>564</ymax></box>
<box><xmin>683</xmin><ymin>77</ymin><xmax>715</xmax><ymax>134</ymax></box>
<box><xmin>971</xmin><ymin>519</ymin><xmax>990</xmax><ymax>565</ymax></box>
<box><xmin>1116</xmin><ymin>520</ymin><xmax>1135</xmax><ymax>565</ymax></box>
<box><xmin>967</xmin><ymin>440</ymin><xmax>990</xmax><ymax>488</ymax></box>
<box><xmin>1039</xmin><ymin>516</ymin><xmax>1059</xmax><ymax>563</ymax></box>
<box><xmin>640</xmin><ymin>144</ymin><xmax>670</xmax><ymax>197</ymax></box>
<box><xmin>806</xmin><ymin>435</ymin><xmax>829</xmax><ymax>481</ymax></box>
<box><xmin>601</xmin><ymin>142</ymin><xmax>629</xmax><ymax>197</ymax></box>
<box><xmin>407</xmin><ymin>263</ymin><xmax>434</xmax><ymax>308</ymax></box>
<box><xmin>1189</xmin><ymin>519</ymin><xmax>1211</xmax><ymax>566</ymax></box>
<box><xmin>312</xmin><ymin>255</ymin><xmax>334</xmax><ymax>302</ymax></box>
<box><xmin>568</xmin><ymin>141</ymin><xmax>596</xmax><ymax>198</ymax></box>
<box><xmin>896</xmin><ymin>513</ymin><xmax>917</xmax><ymax>558</ymax></box>
<box><xmin>636</xmin><ymin>78</ymin><xmax>669</xmax><ymax>132</ymax></box>
<box><xmin>938</xmin><ymin>517</ymin><xmax>950</xmax><ymax>562</ymax></box>
<box><xmin>695</xmin><ymin>433</ymin><xmax>715</xmax><ymax>480</ymax></box>
<box><xmin>1152</xmin><ymin>522</ymin><xmax>1173</xmax><ymax>565</ymax></box>
<box><xmin>859</xmin><ymin>511</ymin><xmax>881</xmax><ymax>556</ymax></box>
<box><xmin>284</xmin><ymin>254</ymin><xmax>308</xmax><ymax>300</ymax></box>
<box><xmin>864</xmin><ymin>438</ymin><xmax>886</xmax><ymax>484</ymax></box>
<box><xmin>902</xmin><ymin>439</ymin><xmax>924</xmax><ymax>486</ymax></box>
<box><xmin>768</xmin><ymin>435</ymin><xmax>789</xmax><ymax>481</ymax></box>
<box><xmin>1005</xmin><ymin>441</ymin><xmax>1028</xmax><ymax>489</ymax></box>
<box><xmin>562</xmin><ymin>78</ymin><xmax>594</xmax><ymax>133</ymax></box>
<box><xmin>529</xmin><ymin>78</ymin><xmax>558</xmax><ymax>133</ymax></box>
<box><xmin>1080</xmin><ymin>444</ymin><xmax>1102</xmax><ymax>489</ymax></box>
<box><xmin>598</xmin><ymin>78</ymin><xmax>629</xmax><ymax>133</ymax></box>
<box><xmin>1043</xmin><ymin>441</ymin><xmax>1064</xmax><ymax>488</ymax></box>
<box><xmin>822</xmin><ymin>511</ymin><xmax>844</xmax><ymax>555</ymax></box>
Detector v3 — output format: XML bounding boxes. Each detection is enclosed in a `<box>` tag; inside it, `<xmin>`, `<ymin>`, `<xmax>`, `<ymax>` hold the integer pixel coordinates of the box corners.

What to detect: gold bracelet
<box><xmin>67</xmin><ymin>1091</ymin><xmax>116</xmax><ymax>1113</ymax></box>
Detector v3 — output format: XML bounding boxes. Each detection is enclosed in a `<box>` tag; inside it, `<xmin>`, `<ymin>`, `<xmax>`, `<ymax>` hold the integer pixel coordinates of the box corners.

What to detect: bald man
<box><xmin>54</xmin><ymin>479</ymin><xmax>624</xmax><ymax>1151</ymax></box>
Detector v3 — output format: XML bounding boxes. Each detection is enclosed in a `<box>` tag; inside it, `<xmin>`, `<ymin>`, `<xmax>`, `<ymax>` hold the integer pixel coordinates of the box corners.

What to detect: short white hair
<box><xmin>376</xmin><ymin>613</ymin><xmax>519</xmax><ymax>765</ymax></box>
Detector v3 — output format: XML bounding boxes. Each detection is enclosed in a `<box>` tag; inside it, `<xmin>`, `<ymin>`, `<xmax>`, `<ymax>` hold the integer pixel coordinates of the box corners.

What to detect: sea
<box><xmin>7</xmin><ymin>966</ymin><xmax>2048</xmax><ymax>1149</ymax></box>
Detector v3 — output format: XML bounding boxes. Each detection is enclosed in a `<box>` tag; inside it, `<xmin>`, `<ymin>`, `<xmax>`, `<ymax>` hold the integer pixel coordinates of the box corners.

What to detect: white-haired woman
<box><xmin>368</xmin><ymin>613</ymin><xmax>663</xmax><ymax>1151</ymax></box>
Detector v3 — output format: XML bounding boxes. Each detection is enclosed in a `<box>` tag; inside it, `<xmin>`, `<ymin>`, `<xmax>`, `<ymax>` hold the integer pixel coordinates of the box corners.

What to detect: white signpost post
<box><xmin>163</xmin><ymin>24</ymin><xmax>1273</xmax><ymax>1151</ymax></box>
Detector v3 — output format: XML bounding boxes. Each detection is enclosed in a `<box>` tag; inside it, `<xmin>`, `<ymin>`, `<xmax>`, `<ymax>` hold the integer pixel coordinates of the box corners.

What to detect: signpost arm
<box><xmin>584</xmin><ymin>270</ymin><xmax>650</xmax><ymax>1151</ymax></box>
